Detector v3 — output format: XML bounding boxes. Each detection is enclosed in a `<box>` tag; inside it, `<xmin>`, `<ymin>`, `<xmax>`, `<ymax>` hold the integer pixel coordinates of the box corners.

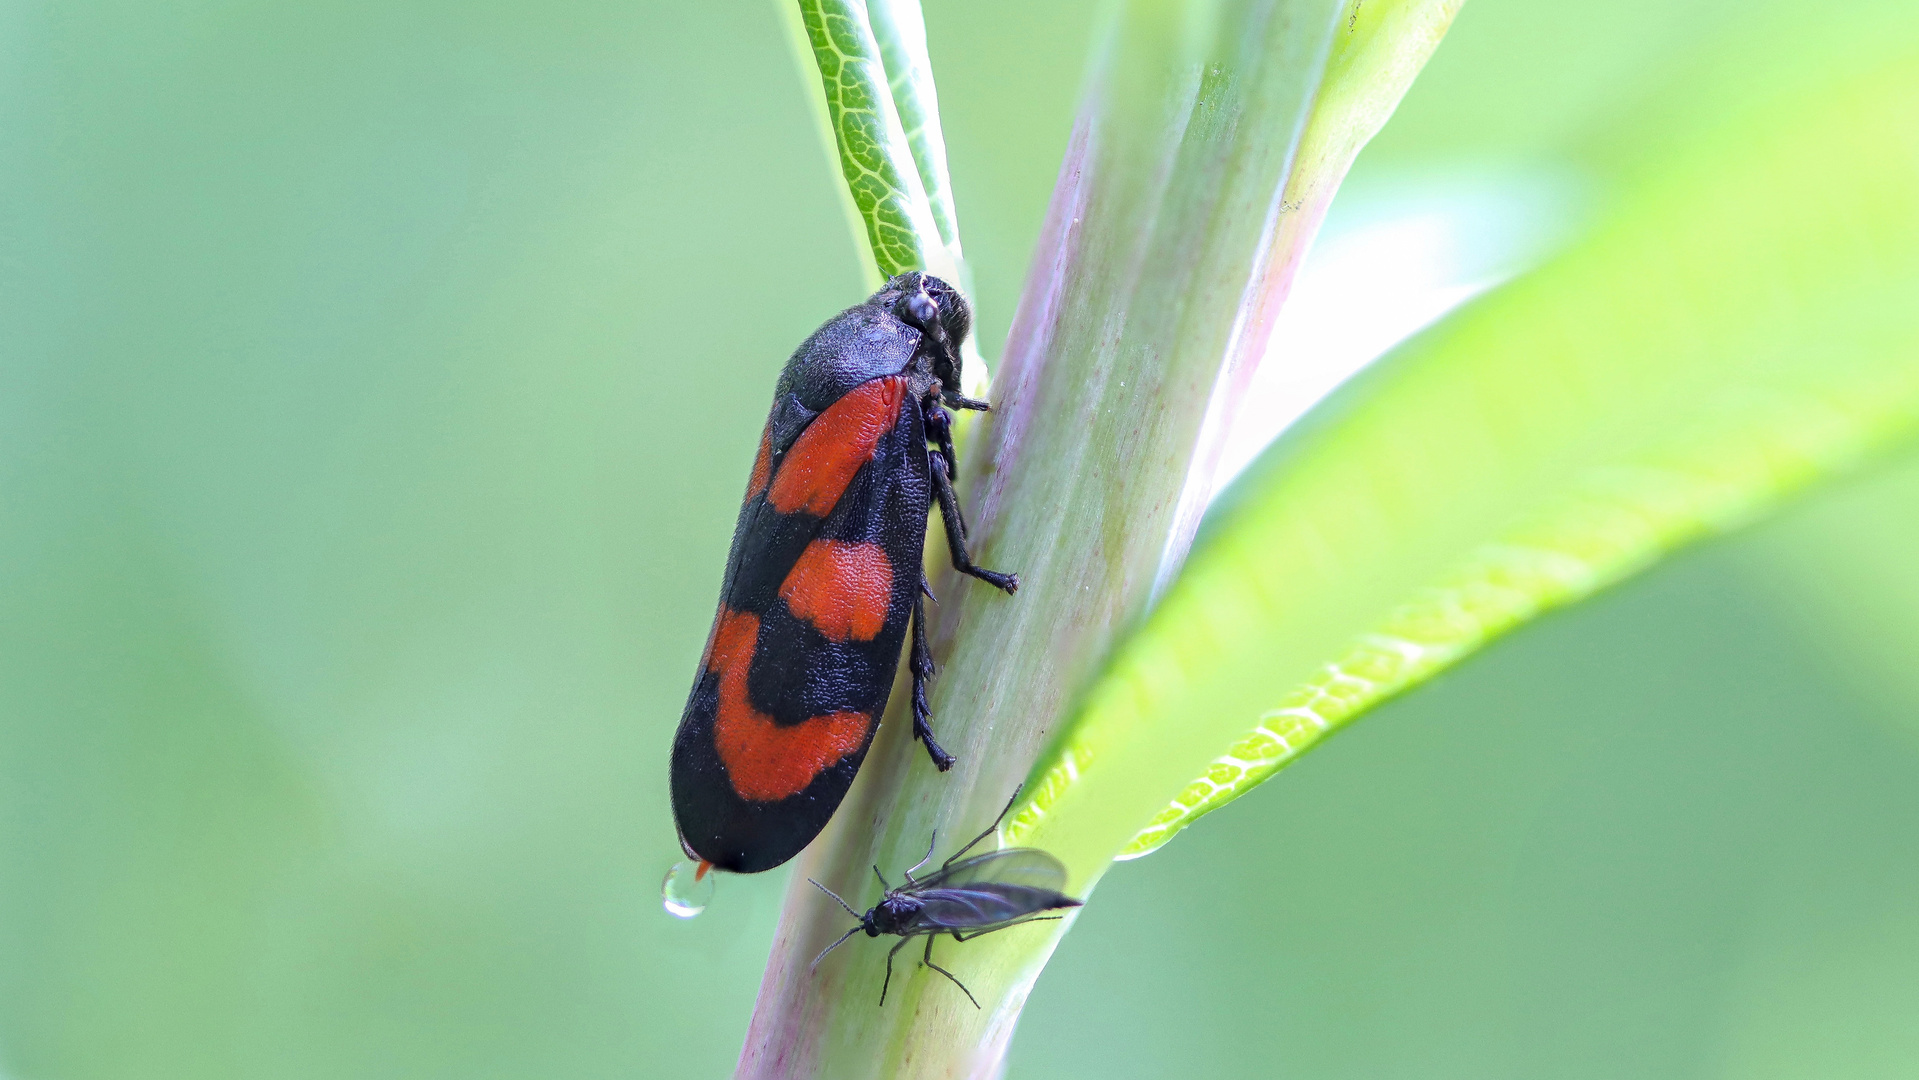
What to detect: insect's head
<box><xmin>880</xmin><ymin>272</ymin><xmax>972</xmax><ymax>352</ymax></box>
<box><xmin>916</xmin><ymin>274</ymin><xmax>972</xmax><ymax>351</ymax></box>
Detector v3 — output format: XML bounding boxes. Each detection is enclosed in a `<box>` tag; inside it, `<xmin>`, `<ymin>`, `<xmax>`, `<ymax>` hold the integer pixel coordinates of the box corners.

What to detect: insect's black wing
<box><xmin>668</xmin><ymin>375</ymin><xmax>931</xmax><ymax>873</ymax></box>
<box><xmin>901</xmin><ymin>848</ymin><xmax>1080</xmax><ymax>934</ymax></box>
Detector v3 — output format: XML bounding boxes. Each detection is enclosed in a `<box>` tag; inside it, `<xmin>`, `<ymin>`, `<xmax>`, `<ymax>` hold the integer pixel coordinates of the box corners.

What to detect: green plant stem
<box><xmin>737</xmin><ymin>1</ymin><xmax>1417</xmax><ymax>1075</ymax></box>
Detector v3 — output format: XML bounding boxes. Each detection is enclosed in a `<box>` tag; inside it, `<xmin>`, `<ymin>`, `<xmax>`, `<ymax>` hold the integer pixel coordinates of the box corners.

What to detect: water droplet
<box><xmin>662</xmin><ymin>859</ymin><xmax>715</xmax><ymax>918</ymax></box>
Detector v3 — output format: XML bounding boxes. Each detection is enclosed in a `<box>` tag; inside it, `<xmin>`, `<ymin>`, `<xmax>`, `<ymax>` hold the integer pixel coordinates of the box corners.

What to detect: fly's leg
<box><xmin>879</xmin><ymin>937</ymin><xmax>912</xmax><ymax>1006</ymax></box>
<box><xmin>942</xmin><ymin>785</ymin><xmax>1025</xmax><ymax>871</ymax></box>
<box><xmin>922</xmin><ymin>935</ymin><xmax>979</xmax><ymax>1009</ymax></box>
<box><xmin>928</xmin><ymin>448</ymin><xmax>1018</xmax><ymax>594</ymax></box>
<box><xmin>909</xmin><ymin>586</ymin><xmax>956</xmax><ymax>771</ymax></box>
<box><xmin>903</xmin><ymin>831</ymin><xmax>938</xmax><ymax>884</ymax></box>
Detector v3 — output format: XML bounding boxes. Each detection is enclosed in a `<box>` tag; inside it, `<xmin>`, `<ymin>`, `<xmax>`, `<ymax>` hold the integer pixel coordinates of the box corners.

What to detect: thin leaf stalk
<box><xmin>1006</xmin><ymin>0</ymin><xmax>1466</xmax><ymax>869</ymax></box>
<box><xmin>783</xmin><ymin>0</ymin><xmax>984</xmax><ymax>391</ymax></box>
<box><xmin>1148</xmin><ymin>0</ymin><xmax>1466</xmax><ymax>599</ymax></box>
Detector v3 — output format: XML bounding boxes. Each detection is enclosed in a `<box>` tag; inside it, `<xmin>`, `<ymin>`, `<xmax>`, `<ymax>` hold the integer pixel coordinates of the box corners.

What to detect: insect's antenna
<box><xmin>945</xmin><ymin>784</ymin><xmax>1025</xmax><ymax>869</ymax></box>
<box><xmin>810</xmin><ymin>925</ymin><xmax>862</xmax><ymax>971</ymax></box>
<box><xmin>808</xmin><ymin>877</ymin><xmax>863</xmax><ymax>919</ymax></box>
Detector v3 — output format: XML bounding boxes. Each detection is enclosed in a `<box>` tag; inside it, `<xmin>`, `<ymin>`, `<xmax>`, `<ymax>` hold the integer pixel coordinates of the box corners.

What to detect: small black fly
<box><xmin>809</xmin><ymin>788</ymin><xmax>1083</xmax><ymax>1007</ymax></box>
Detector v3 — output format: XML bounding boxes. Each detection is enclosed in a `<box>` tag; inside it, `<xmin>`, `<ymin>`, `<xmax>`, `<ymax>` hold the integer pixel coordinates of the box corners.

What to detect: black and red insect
<box><xmin>670</xmin><ymin>273</ymin><xmax>1017</xmax><ymax>875</ymax></box>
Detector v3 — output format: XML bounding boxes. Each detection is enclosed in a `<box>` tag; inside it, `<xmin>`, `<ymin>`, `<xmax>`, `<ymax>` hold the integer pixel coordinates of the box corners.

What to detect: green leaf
<box><xmin>1012</xmin><ymin>41</ymin><xmax>1919</xmax><ymax>874</ymax></box>
<box><xmin>783</xmin><ymin>0</ymin><xmax>983</xmax><ymax>390</ymax></box>
<box><xmin>784</xmin><ymin>0</ymin><xmax>959</xmax><ymax>286</ymax></box>
<box><xmin>866</xmin><ymin>0</ymin><xmax>962</xmax><ymax>257</ymax></box>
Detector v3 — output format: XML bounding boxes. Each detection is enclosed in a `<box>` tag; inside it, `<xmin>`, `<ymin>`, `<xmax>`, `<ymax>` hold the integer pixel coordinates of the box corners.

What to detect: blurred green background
<box><xmin>3</xmin><ymin>1</ymin><xmax>1916</xmax><ymax>1078</ymax></box>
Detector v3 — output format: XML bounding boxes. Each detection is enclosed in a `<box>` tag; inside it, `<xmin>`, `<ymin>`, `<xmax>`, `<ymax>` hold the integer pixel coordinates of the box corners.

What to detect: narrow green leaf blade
<box><xmin>1157</xmin><ymin>0</ymin><xmax>1463</xmax><ymax>596</ymax></box>
<box><xmin>784</xmin><ymin>0</ymin><xmax>982</xmax><ymax>388</ymax></box>
<box><xmin>791</xmin><ymin>0</ymin><xmax>944</xmax><ymax>281</ymax></box>
<box><xmin>866</xmin><ymin>0</ymin><xmax>962</xmax><ymax>256</ymax></box>
<box><xmin>1015</xmin><ymin>45</ymin><xmax>1919</xmax><ymax>871</ymax></box>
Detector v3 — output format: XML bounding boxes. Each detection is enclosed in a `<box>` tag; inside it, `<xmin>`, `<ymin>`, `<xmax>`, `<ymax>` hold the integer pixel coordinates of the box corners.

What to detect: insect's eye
<box><xmin>906</xmin><ymin>293</ymin><xmax>938</xmax><ymax>326</ymax></box>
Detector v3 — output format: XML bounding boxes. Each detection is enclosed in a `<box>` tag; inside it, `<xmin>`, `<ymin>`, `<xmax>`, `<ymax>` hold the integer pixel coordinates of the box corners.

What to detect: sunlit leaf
<box><xmin>1013</xmin><ymin>43</ymin><xmax>1919</xmax><ymax>872</ymax></box>
<box><xmin>784</xmin><ymin>0</ymin><xmax>958</xmax><ymax>285</ymax></box>
<box><xmin>866</xmin><ymin>0</ymin><xmax>962</xmax><ymax>256</ymax></box>
<box><xmin>783</xmin><ymin>0</ymin><xmax>982</xmax><ymax>387</ymax></box>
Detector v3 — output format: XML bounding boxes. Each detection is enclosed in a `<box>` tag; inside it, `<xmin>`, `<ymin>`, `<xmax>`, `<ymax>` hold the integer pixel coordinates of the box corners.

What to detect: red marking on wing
<box><xmin>767</xmin><ymin>376</ymin><xmax>909</xmax><ymax>517</ymax></box>
<box><xmin>779</xmin><ymin>540</ymin><xmax>893</xmax><ymax>642</ymax></box>
<box><xmin>708</xmin><ymin>608</ymin><xmax>870</xmax><ymax>802</ymax></box>
<box><xmin>746</xmin><ymin>422</ymin><xmax>772</xmax><ymax>503</ymax></box>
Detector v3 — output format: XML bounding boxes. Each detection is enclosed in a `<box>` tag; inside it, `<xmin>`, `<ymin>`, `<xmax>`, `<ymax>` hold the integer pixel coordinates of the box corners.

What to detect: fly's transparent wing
<box><xmin>901</xmin><ymin>849</ymin><xmax>1079</xmax><ymax>934</ymax></box>
<box><xmin>918</xmin><ymin>848</ymin><xmax>1067</xmax><ymax>893</ymax></box>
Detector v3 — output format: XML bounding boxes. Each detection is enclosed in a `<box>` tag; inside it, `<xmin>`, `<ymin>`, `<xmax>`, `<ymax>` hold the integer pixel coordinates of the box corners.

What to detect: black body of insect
<box><xmin>669</xmin><ymin>272</ymin><xmax>1020</xmax><ymax>876</ymax></box>
<box><xmin>809</xmin><ymin>789</ymin><xmax>1083</xmax><ymax>1007</ymax></box>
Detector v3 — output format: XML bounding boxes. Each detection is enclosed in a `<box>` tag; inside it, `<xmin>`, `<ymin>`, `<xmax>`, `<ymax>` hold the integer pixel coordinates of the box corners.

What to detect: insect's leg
<box><xmin>939</xmin><ymin>409</ymin><xmax>961</xmax><ymax>484</ymax></box>
<box><xmin>928</xmin><ymin>449</ymin><xmax>1018</xmax><ymax>594</ymax></box>
<box><xmin>921</xmin><ymin>395</ymin><xmax>961</xmax><ymax>484</ymax></box>
<box><xmin>873</xmin><ymin>864</ymin><xmax>892</xmax><ymax>892</ymax></box>
<box><xmin>926</xmin><ymin>445</ymin><xmax>967</xmax><ymax>538</ymax></box>
<box><xmin>922</xmin><ymin>935</ymin><xmax>980</xmax><ymax>1009</ymax></box>
<box><xmin>880</xmin><ymin>937</ymin><xmax>911</xmax><ymax>1007</ymax></box>
<box><xmin>942</xmin><ymin>785</ymin><xmax>1025</xmax><ymax>870</ymax></box>
<box><xmin>942</xmin><ymin>390</ymin><xmax>990</xmax><ymax>412</ymax></box>
<box><xmin>903</xmin><ymin>830</ymin><xmax>938</xmax><ymax>884</ymax></box>
<box><xmin>909</xmin><ymin>585</ymin><xmax>956</xmax><ymax>771</ymax></box>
